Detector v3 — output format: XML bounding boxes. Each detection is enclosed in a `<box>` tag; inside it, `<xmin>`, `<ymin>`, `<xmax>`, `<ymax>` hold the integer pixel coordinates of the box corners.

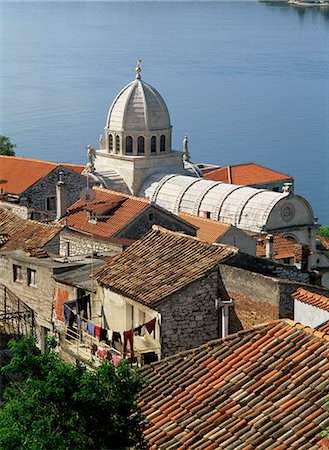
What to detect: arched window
<box><xmin>138</xmin><ymin>136</ymin><xmax>145</xmax><ymax>154</ymax></box>
<box><xmin>126</xmin><ymin>136</ymin><xmax>133</xmax><ymax>154</ymax></box>
<box><xmin>115</xmin><ymin>135</ymin><xmax>120</xmax><ymax>153</ymax></box>
<box><xmin>109</xmin><ymin>134</ymin><xmax>113</xmax><ymax>152</ymax></box>
<box><xmin>160</xmin><ymin>135</ymin><xmax>166</xmax><ymax>152</ymax></box>
<box><xmin>151</xmin><ymin>136</ymin><xmax>157</xmax><ymax>153</ymax></box>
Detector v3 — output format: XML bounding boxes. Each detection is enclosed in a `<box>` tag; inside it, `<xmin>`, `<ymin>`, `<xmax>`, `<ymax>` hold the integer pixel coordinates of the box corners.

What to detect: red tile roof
<box><xmin>317</xmin><ymin>236</ymin><xmax>329</xmax><ymax>251</ymax></box>
<box><xmin>179</xmin><ymin>212</ymin><xmax>231</xmax><ymax>243</ymax></box>
<box><xmin>256</xmin><ymin>234</ymin><xmax>296</xmax><ymax>260</ymax></box>
<box><xmin>94</xmin><ymin>226</ymin><xmax>238</xmax><ymax>306</ymax></box>
<box><xmin>0</xmin><ymin>155</ymin><xmax>84</xmax><ymax>195</ymax></box>
<box><xmin>0</xmin><ymin>206</ymin><xmax>62</xmax><ymax>251</ymax></box>
<box><xmin>292</xmin><ymin>287</ymin><xmax>329</xmax><ymax>312</ymax></box>
<box><xmin>139</xmin><ymin>319</ymin><xmax>329</xmax><ymax>449</ymax></box>
<box><xmin>204</xmin><ymin>163</ymin><xmax>292</xmax><ymax>185</ymax></box>
<box><xmin>316</xmin><ymin>321</ymin><xmax>329</xmax><ymax>334</ymax></box>
<box><xmin>62</xmin><ymin>186</ymin><xmax>149</xmax><ymax>240</ymax></box>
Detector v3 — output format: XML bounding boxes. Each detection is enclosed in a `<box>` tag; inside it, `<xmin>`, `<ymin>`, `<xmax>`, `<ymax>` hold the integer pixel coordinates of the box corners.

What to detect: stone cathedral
<box><xmin>88</xmin><ymin>63</ymin><xmax>317</xmax><ymax>264</ymax></box>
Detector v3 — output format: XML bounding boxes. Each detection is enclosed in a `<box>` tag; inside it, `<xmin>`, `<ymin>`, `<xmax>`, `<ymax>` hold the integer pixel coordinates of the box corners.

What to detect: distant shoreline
<box><xmin>288</xmin><ymin>0</ymin><xmax>329</xmax><ymax>5</ymax></box>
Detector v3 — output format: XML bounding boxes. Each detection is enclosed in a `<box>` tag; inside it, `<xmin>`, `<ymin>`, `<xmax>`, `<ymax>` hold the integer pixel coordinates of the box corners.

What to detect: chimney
<box><xmin>215</xmin><ymin>298</ymin><xmax>234</xmax><ymax>338</ymax></box>
<box><xmin>266</xmin><ymin>234</ymin><xmax>274</xmax><ymax>261</ymax></box>
<box><xmin>56</xmin><ymin>171</ymin><xmax>67</xmax><ymax>220</ymax></box>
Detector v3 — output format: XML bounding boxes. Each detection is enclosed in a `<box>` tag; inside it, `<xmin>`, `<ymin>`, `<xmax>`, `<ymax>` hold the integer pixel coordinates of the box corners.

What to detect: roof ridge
<box><xmin>151</xmin><ymin>225</ymin><xmax>238</xmax><ymax>252</ymax></box>
<box><xmin>93</xmin><ymin>186</ymin><xmax>150</xmax><ymax>204</ymax></box>
<box><xmin>0</xmin><ymin>155</ymin><xmax>83</xmax><ymax>167</ymax></box>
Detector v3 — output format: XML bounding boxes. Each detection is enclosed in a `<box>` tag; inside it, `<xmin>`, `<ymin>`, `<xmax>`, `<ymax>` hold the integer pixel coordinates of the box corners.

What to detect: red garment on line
<box><xmin>145</xmin><ymin>318</ymin><xmax>156</xmax><ymax>337</ymax></box>
<box><xmin>123</xmin><ymin>329</ymin><xmax>134</xmax><ymax>361</ymax></box>
<box><xmin>94</xmin><ymin>325</ymin><xmax>101</xmax><ymax>339</ymax></box>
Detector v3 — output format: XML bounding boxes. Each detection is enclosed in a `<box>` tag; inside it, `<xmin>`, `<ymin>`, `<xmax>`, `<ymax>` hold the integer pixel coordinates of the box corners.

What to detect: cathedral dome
<box><xmin>106</xmin><ymin>78</ymin><xmax>171</xmax><ymax>132</ymax></box>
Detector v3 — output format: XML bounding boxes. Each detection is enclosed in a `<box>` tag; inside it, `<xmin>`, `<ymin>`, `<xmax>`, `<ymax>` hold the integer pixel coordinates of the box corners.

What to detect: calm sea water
<box><xmin>1</xmin><ymin>1</ymin><xmax>328</xmax><ymax>222</ymax></box>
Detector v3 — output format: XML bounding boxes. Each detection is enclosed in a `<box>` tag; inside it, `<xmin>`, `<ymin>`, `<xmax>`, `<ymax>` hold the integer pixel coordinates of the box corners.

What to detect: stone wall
<box><xmin>117</xmin><ymin>205</ymin><xmax>196</xmax><ymax>240</ymax></box>
<box><xmin>23</xmin><ymin>167</ymin><xmax>95</xmax><ymax>213</ymax></box>
<box><xmin>155</xmin><ymin>271</ymin><xmax>220</xmax><ymax>357</ymax></box>
<box><xmin>59</xmin><ymin>229</ymin><xmax>123</xmax><ymax>257</ymax></box>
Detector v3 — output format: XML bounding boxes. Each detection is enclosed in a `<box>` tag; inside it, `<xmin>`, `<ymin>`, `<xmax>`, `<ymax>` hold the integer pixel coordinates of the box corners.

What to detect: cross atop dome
<box><xmin>135</xmin><ymin>58</ymin><xmax>142</xmax><ymax>80</ymax></box>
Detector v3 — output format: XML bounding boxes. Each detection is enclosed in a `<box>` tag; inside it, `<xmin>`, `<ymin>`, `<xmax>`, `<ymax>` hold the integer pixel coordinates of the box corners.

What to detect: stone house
<box><xmin>0</xmin><ymin>155</ymin><xmax>87</xmax><ymax>220</ymax></box>
<box><xmin>59</xmin><ymin>186</ymin><xmax>196</xmax><ymax>257</ymax></box>
<box><xmin>179</xmin><ymin>211</ymin><xmax>256</xmax><ymax>255</ymax></box>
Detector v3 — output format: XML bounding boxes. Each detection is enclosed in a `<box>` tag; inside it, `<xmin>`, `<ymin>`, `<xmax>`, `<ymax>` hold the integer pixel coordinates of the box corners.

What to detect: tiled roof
<box><xmin>179</xmin><ymin>212</ymin><xmax>231</xmax><ymax>243</ymax></box>
<box><xmin>0</xmin><ymin>206</ymin><xmax>62</xmax><ymax>251</ymax></box>
<box><xmin>139</xmin><ymin>319</ymin><xmax>329</xmax><ymax>449</ymax></box>
<box><xmin>292</xmin><ymin>287</ymin><xmax>329</xmax><ymax>312</ymax></box>
<box><xmin>204</xmin><ymin>163</ymin><xmax>292</xmax><ymax>185</ymax></box>
<box><xmin>317</xmin><ymin>236</ymin><xmax>329</xmax><ymax>251</ymax></box>
<box><xmin>62</xmin><ymin>186</ymin><xmax>149</xmax><ymax>240</ymax></box>
<box><xmin>0</xmin><ymin>155</ymin><xmax>84</xmax><ymax>195</ymax></box>
<box><xmin>94</xmin><ymin>226</ymin><xmax>238</xmax><ymax>305</ymax></box>
<box><xmin>316</xmin><ymin>321</ymin><xmax>329</xmax><ymax>334</ymax></box>
<box><xmin>255</xmin><ymin>234</ymin><xmax>296</xmax><ymax>260</ymax></box>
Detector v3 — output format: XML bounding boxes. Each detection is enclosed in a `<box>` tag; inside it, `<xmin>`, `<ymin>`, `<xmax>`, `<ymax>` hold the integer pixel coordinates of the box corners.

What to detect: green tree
<box><xmin>0</xmin><ymin>335</ymin><xmax>146</xmax><ymax>450</ymax></box>
<box><xmin>317</xmin><ymin>226</ymin><xmax>329</xmax><ymax>238</ymax></box>
<box><xmin>0</xmin><ymin>135</ymin><xmax>16</xmax><ymax>156</ymax></box>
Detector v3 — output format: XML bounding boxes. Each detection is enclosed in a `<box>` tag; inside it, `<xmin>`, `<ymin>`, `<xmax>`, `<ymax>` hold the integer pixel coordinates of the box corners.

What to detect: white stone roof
<box><xmin>106</xmin><ymin>79</ymin><xmax>171</xmax><ymax>132</ymax></box>
<box><xmin>140</xmin><ymin>174</ymin><xmax>313</xmax><ymax>233</ymax></box>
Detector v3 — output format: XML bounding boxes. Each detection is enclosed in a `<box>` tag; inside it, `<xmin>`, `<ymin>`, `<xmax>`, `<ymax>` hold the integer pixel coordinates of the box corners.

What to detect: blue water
<box><xmin>1</xmin><ymin>1</ymin><xmax>328</xmax><ymax>222</ymax></box>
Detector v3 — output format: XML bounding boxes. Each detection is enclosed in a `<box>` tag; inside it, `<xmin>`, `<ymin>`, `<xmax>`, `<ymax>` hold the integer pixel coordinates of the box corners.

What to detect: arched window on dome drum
<box><xmin>115</xmin><ymin>135</ymin><xmax>120</xmax><ymax>154</ymax></box>
<box><xmin>126</xmin><ymin>136</ymin><xmax>133</xmax><ymax>154</ymax></box>
<box><xmin>138</xmin><ymin>136</ymin><xmax>145</xmax><ymax>154</ymax></box>
<box><xmin>109</xmin><ymin>134</ymin><xmax>113</xmax><ymax>152</ymax></box>
<box><xmin>151</xmin><ymin>136</ymin><xmax>157</xmax><ymax>153</ymax></box>
<box><xmin>160</xmin><ymin>135</ymin><xmax>166</xmax><ymax>152</ymax></box>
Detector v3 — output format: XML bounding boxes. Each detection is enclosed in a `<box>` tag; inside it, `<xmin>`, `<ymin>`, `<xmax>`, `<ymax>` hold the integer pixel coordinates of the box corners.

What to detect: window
<box><xmin>126</xmin><ymin>136</ymin><xmax>133</xmax><ymax>154</ymax></box>
<box><xmin>203</xmin><ymin>211</ymin><xmax>211</xmax><ymax>219</ymax></box>
<box><xmin>148</xmin><ymin>212</ymin><xmax>154</xmax><ymax>221</ymax></box>
<box><xmin>126</xmin><ymin>303</ymin><xmax>134</xmax><ymax>329</ymax></box>
<box><xmin>160</xmin><ymin>135</ymin><xmax>166</xmax><ymax>152</ymax></box>
<box><xmin>138</xmin><ymin>136</ymin><xmax>145</xmax><ymax>154</ymax></box>
<box><xmin>13</xmin><ymin>265</ymin><xmax>23</xmax><ymax>283</ymax></box>
<box><xmin>27</xmin><ymin>268</ymin><xmax>36</xmax><ymax>286</ymax></box>
<box><xmin>109</xmin><ymin>134</ymin><xmax>113</xmax><ymax>152</ymax></box>
<box><xmin>115</xmin><ymin>135</ymin><xmax>120</xmax><ymax>153</ymax></box>
<box><xmin>46</xmin><ymin>196</ymin><xmax>56</xmax><ymax>212</ymax></box>
<box><xmin>151</xmin><ymin>136</ymin><xmax>157</xmax><ymax>153</ymax></box>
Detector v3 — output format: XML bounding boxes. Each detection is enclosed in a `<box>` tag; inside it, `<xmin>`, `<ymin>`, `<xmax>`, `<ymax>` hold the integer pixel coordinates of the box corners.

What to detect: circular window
<box><xmin>281</xmin><ymin>203</ymin><xmax>295</xmax><ymax>222</ymax></box>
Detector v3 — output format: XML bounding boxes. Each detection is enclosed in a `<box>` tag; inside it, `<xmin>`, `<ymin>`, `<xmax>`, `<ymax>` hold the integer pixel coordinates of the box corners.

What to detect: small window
<box><xmin>148</xmin><ymin>212</ymin><xmax>154</xmax><ymax>221</ymax></box>
<box><xmin>160</xmin><ymin>135</ymin><xmax>166</xmax><ymax>152</ymax></box>
<box><xmin>13</xmin><ymin>265</ymin><xmax>23</xmax><ymax>283</ymax></box>
<box><xmin>151</xmin><ymin>136</ymin><xmax>157</xmax><ymax>153</ymax></box>
<box><xmin>203</xmin><ymin>211</ymin><xmax>211</xmax><ymax>219</ymax></box>
<box><xmin>109</xmin><ymin>134</ymin><xmax>113</xmax><ymax>152</ymax></box>
<box><xmin>115</xmin><ymin>135</ymin><xmax>120</xmax><ymax>153</ymax></box>
<box><xmin>27</xmin><ymin>268</ymin><xmax>36</xmax><ymax>286</ymax></box>
<box><xmin>46</xmin><ymin>196</ymin><xmax>56</xmax><ymax>212</ymax></box>
<box><xmin>138</xmin><ymin>136</ymin><xmax>145</xmax><ymax>154</ymax></box>
<box><xmin>126</xmin><ymin>136</ymin><xmax>133</xmax><ymax>154</ymax></box>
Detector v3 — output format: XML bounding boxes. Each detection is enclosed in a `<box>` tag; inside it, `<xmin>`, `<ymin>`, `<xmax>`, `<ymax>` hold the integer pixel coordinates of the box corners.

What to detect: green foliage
<box><xmin>317</xmin><ymin>226</ymin><xmax>329</xmax><ymax>238</ymax></box>
<box><xmin>0</xmin><ymin>136</ymin><xmax>16</xmax><ymax>156</ymax></box>
<box><xmin>0</xmin><ymin>335</ymin><xmax>146</xmax><ymax>450</ymax></box>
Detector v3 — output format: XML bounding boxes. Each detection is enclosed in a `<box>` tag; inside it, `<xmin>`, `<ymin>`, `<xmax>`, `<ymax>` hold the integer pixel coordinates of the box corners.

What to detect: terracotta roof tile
<box><xmin>0</xmin><ymin>155</ymin><xmax>84</xmax><ymax>195</ymax></box>
<box><xmin>317</xmin><ymin>236</ymin><xmax>329</xmax><ymax>251</ymax></box>
<box><xmin>204</xmin><ymin>163</ymin><xmax>292</xmax><ymax>186</ymax></box>
<box><xmin>139</xmin><ymin>320</ymin><xmax>329</xmax><ymax>449</ymax></box>
<box><xmin>292</xmin><ymin>287</ymin><xmax>329</xmax><ymax>312</ymax></box>
<box><xmin>255</xmin><ymin>234</ymin><xmax>296</xmax><ymax>260</ymax></box>
<box><xmin>0</xmin><ymin>206</ymin><xmax>62</xmax><ymax>251</ymax></box>
<box><xmin>94</xmin><ymin>226</ymin><xmax>238</xmax><ymax>306</ymax></box>
<box><xmin>178</xmin><ymin>212</ymin><xmax>231</xmax><ymax>243</ymax></box>
<box><xmin>62</xmin><ymin>186</ymin><xmax>149</xmax><ymax>240</ymax></box>
<box><xmin>316</xmin><ymin>321</ymin><xmax>329</xmax><ymax>334</ymax></box>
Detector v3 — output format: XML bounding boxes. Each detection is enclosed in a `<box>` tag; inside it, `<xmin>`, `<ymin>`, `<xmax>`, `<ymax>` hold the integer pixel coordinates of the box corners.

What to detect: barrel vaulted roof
<box><xmin>139</xmin><ymin>319</ymin><xmax>329</xmax><ymax>449</ymax></box>
<box><xmin>94</xmin><ymin>226</ymin><xmax>238</xmax><ymax>305</ymax></box>
<box><xmin>142</xmin><ymin>174</ymin><xmax>291</xmax><ymax>233</ymax></box>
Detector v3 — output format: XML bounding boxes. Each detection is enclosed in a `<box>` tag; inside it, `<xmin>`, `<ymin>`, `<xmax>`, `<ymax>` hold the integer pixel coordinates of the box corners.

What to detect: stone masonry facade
<box><xmin>155</xmin><ymin>271</ymin><xmax>220</xmax><ymax>357</ymax></box>
<box><xmin>59</xmin><ymin>229</ymin><xmax>123</xmax><ymax>257</ymax></box>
